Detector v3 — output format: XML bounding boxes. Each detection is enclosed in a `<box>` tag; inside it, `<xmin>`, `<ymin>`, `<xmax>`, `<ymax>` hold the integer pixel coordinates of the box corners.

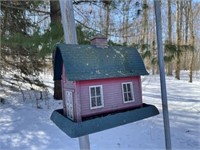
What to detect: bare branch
<box><xmin>1</xmin><ymin>3</ymin><xmax>50</xmax><ymax>14</ymax></box>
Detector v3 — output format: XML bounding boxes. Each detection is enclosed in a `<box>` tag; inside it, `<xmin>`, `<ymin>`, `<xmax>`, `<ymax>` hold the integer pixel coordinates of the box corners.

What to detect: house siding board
<box><xmin>79</xmin><ymin>76</ymin><xmax>142</xmax><ymax>117</ymax></box>
<box><xmin>61</xmin><ymin>65</ymin><xmax>67</xmax><ymax>116</ymax></box>
<box><xmin>74</xmin><ymin>81</ymin><xmax>82</xmax><ymax>121</ymax></box>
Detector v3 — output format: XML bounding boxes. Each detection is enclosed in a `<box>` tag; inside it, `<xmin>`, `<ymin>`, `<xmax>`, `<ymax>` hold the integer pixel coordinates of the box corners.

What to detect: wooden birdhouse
<box><xmin>51</xmin><ymin>35</ymin><xmax>159</xmax><ymax>138</ymax></box>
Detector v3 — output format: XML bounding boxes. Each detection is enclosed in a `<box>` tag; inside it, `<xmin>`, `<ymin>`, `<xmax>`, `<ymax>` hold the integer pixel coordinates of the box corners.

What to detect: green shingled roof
<box><xmin>54</xmin><ymin>43</ymin><xmax>148</xmax><ymax>81</ymax></box>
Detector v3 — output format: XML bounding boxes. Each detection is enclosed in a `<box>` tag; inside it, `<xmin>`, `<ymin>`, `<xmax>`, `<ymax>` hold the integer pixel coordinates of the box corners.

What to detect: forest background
<box><xmin>0</xmin><ymin>0</ymin><xmax>200</xmax><ymax>97</ymax></box>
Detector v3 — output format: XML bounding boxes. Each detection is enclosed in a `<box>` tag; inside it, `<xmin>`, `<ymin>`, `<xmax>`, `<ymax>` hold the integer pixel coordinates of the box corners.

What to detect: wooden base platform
<box><xmin>50</xmin><ymin>103</ymin><xmax>159</xmax><ymax>138</ymax></box>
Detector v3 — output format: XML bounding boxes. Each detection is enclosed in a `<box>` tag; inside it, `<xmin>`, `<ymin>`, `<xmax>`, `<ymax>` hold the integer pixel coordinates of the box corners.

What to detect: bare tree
<box><xmin>102</xmin><ymin>0</ymin><xmax>112</xmax><ymax>38</ymax></box>
<box><xmin>167</xmin><ymin>0</ymin><xmax>173</xmax><ymax>76</ymax></box>
<box><xmin>50</xmin><ymin>0</ymin><xmax>63</xmax><ymax>100</ymax></box>
<box><xmin>183</xmin><ymin>1</ymin><xmax>190</xmax><ymax>70</ymax></box>
<box><xmin>175</xmin><ymin>0</ymin><xmax>181</xmax><ymax>80</ymax></box>
<box><xmin>0</xmin><ymin>30</ymin><xmax>2</xmax><ymax>85</ymax></box>
<box><xmin>141</xmin><ymin>0</ymin><xmax>148</xmax><ymax>53</ymax></box>
<box><xmin>189</xmin><ymin>0</ymin><xmax>195</xmax><ymax>82</ymax></box>
<box><xmin>122</xmin><ymin>0</ymin><xmax>131</xmax><ymax>44</ymax></box>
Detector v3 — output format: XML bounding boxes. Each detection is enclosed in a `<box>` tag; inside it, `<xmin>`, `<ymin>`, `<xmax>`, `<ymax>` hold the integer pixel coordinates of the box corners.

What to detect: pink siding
<box><xmin>77</xmin><ymin>76</ymin><xmax>143</xmax><ymax>118</ymax></box>
<box><xmin>62</xmin><ymin>64</ymin><xmax>143</xmax><ymax>121</ymax></box>
<box><xmin>61</xmin><ymin>65</ymin><xmax>67</xmax><ymax>116</ymax></box>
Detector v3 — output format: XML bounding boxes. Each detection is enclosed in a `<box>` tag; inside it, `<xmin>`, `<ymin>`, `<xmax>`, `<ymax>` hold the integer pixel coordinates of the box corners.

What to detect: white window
<box><xmin>89</xmin><ymin>85</ymin><xmax>104</xmax><ymax>109</ymax></box>
<box><xmin>122</xmin><ymin>82</ymin><xmax>135</xmax><ymax>103</ymax></box>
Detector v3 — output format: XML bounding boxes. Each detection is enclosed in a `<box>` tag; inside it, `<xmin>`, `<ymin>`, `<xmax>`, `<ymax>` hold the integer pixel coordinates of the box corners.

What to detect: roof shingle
<box><xmin>54</xmin><ymin>43</ymin><xmax>148</xmax><ymax>81</ymax></box>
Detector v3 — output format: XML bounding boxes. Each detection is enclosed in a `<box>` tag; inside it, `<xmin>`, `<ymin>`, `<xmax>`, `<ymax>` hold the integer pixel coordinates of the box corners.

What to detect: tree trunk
<box><xmin>189</xmin><ymin>0</ymin><xmax>195</xmax><ymax>83</ymax></box>
<box><xmin>0</xmin><ymin>31</ymin><xmax>1</xmax><ymax>85</ymax></box>
<box><xmin>152</xmin><ymin>13</ymin><xmax>156</xmax><ymax>75</ymax></box>
<box><xmin>99</xmin><ymin>2</ymin><xmax>104</xmax><ymax>33</ymax></box>
<box><xmin>175</xmin><ymin>0</ymin><xmax>181</xmax><ymax>80</ymax></box>
<box><xmin>184</xmin><ymin>1</ymin><xmax>190</xmax><ymax>70</ymax></box>
<box><xmin>141</xmin><ymin>0</ymin><xmax>148</xmax><ymax>53</ymax></box>
<box><xmin>122</xmin><ymin>2</ymin><xmax>126</xmax><ymax>43</ymax></box>
<box><xmin>167</xmin><ymin>0</ymin><xmax>173</xmax><ymax>76</ymax></box>
<box><xmin>50</xmin><ymin>1</ymin><xmax>61</xmax><ymax>24</ymax></box>
<box><xmin>50</xmin><ymin>0</ymin><xmax>62</xmax><ymax>100</ymax></box>
<box><xmin>105</xmin><ymin>3</ymin><xmax>110</xmax><ymax>38</ymax></box>
<box><xmin>0</xmin><ymin>16</ymin><xmax>2</xmax><ymax>84</ymax></box>
<box><xmin>124</xmin><ymin>0</ymin><xmax>131</xmax><ymax>44</ymax></box>
<box><xmin>152</xmin><ymin>40</ymin><xmax>156</xmax><ymax>75</ymax></box>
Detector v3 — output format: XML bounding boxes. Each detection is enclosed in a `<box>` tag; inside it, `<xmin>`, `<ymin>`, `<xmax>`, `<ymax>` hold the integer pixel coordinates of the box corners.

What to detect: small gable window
<box><xmin>122</xmin><ymin>82</ymin><xmax>135</xmax><ymax>103</ymax></box>
<box><xmin>89</xmin><ymin>85</ymin><xmax>104</xmax><ymax>109</ymax></box>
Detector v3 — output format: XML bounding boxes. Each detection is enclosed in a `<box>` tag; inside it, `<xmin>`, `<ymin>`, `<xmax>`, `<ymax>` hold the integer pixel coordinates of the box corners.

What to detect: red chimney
<box><xmin>90</xmin><ymin>34</ymin><xmax>108</xmax><ymax>48</ymax></box>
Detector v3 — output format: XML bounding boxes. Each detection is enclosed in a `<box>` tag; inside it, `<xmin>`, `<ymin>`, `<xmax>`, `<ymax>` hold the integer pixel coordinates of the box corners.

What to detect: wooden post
<box><xmin>59</xmin><ymin>0</ymin><xmax>90</xmax><ymax>149</ymax></box>
<box><xmin>154</xmin><ymin>1</ymin><xmax>172</xmax><ymax>150</ymax></box>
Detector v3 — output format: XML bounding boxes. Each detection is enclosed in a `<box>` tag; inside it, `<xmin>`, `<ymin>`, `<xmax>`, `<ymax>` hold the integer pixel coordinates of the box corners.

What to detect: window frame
<box><xmin>89</xmin><ymin>85</ymin><xmax>104</xmax><ymax>109</ymax></box>
<box><xmin>121</xmin><ymin>82</ymin><xmax>135</xmax><ymax>103</ymax></box>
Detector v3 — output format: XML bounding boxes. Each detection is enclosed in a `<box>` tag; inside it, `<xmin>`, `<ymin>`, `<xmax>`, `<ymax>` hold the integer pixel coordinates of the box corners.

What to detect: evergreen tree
<box><xmin>1</xmin><ymin>1</ymin><xmax>47</xmax><ymax>90</ymax></box>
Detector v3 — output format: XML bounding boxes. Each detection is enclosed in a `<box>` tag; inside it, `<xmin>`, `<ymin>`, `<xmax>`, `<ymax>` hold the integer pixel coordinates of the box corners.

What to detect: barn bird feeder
<box><xmin>51</xmin><ymin>35</ymin><xmax>159</xmax><ymax>138</ymax></box>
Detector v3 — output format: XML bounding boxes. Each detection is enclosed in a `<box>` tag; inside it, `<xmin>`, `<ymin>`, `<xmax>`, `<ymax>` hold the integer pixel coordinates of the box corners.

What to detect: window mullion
<box><xmin>96</xmin><ymin>96</ymin><xmax>98</xmax><ymax>106</ymax></box>
<box><xmin>128</xmin><ymin>92</ymin><xmax>130</xmax><ymax>100</ymax></box>
<box><xmin>95</xmin><ymin>87</ymin><xmax>97</xmax><ymax>106</ymax></box>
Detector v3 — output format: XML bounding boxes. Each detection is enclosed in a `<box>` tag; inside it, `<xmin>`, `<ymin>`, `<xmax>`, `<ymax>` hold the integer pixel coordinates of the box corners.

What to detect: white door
<box><xmin>65</xmin><ymin>91</ymin><xmax>74</xmax><ymax>120</ymax></box>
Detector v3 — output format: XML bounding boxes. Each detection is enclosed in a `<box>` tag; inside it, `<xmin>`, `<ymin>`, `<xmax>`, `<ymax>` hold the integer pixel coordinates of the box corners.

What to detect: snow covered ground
<box><xmin>0</xmin><ymin>71</ymin><xmax>199</xmax><ymax>150</ymax></box>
